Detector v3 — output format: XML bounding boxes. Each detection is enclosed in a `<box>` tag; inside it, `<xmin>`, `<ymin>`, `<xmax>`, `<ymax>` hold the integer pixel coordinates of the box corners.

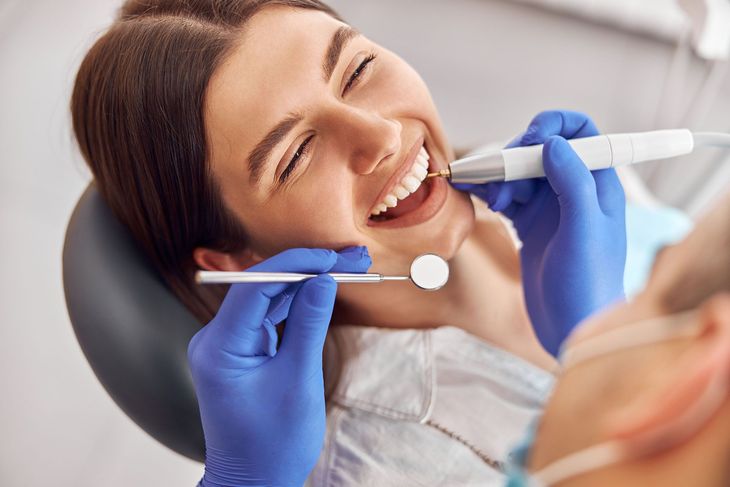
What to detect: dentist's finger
<box><xmin>505</xmin><ymin>131</ymin><xmax>526</xmax><ymax>149</ymax></box>
<box><xmin>276</xmin><ymin>274</ymin><xmax>337</xmax><ymax>374</ymax></box>
<box><xmin>521</xmin><ymin>110</ymin><xmax>600</xmax><ymax>146</ymax></box>
<box><xmin>331</xmin><ymin>245</ymin><xmax>372</xmax><ymax>273</ymax></box>
<box><xmin>453</xmin><ymin>180</ymin><xmax>538</xmax><ymax>212</ymax></box>
<box><xmin>261</xmin><ymin>246</ymin><xmax>371</xmax><ymax>329</ymax></box>
<box><xmin>214</xmin><ymin>248</ymin><xmax>339</xmax><ymax>333</ymax></box>
<box><xmin>543</xmin><ymin>136</ymin><xmax>599</xmax><ymax>215</ymax></box>
<box><xmin>592</xmin><ymin>168</ymin><xmax>626</xmax><ymax>218</ymax></box>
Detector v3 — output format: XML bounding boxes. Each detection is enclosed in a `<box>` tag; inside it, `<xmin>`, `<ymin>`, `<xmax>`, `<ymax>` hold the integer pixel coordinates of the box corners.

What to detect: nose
<box><xmin>334</xmin><ymin>107</ymin><xmax>402</xmax><ymax>175</ymax></box>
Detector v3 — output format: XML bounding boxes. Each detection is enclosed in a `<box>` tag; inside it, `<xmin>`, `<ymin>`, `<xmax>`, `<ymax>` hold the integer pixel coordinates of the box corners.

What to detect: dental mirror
<box><xmin>196</xmin><ymin>253</ymin><xmax>449</xmax><ymax>291</ymax></box>
<box><xmin>407</xmin><ymin>253</ymin><xmax>450</xmax><ymax>291</ymax></box>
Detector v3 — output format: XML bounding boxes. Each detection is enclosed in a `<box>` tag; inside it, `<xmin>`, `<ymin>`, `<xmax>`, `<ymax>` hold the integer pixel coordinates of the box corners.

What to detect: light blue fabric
<box><xmin>624</xmin><ymin>203</ymin><xmax>692</xmax><ymax>296</ymax></box>
<box><xmin>504</xmin><ymin>420</ymin><xmax>539</xmax><ymax>487</ymax></box>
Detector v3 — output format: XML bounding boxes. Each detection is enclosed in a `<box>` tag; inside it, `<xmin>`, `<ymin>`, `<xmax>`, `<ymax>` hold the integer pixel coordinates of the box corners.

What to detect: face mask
<box><xmin>505</xmin><ymin>310</ymin><xmax>728</xmax><ymax>487</ymax></box>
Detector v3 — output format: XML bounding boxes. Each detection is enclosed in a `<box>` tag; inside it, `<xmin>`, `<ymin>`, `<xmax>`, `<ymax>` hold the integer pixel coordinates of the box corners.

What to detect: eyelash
<box><xmin>280</xmin><ymin>134</ymin><xmax>315</xmax><ymax>183</ymax></box>
<box><xmin>344</xmin><ymin>53</ymin><xmax>377</xmax><ymax>94</ymax></box>
<box><xmin>279</xmin><ymin>53</ymin><xmax>377</xmax><ymax>185</ymax></box>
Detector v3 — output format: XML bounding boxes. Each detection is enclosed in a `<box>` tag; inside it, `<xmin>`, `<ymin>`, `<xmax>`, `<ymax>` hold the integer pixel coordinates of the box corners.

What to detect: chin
<box><xmin>364</xmin><ymin>186</ymin><xmax>473</xmax><ymax>273</ymax></box>
<box><xmin>427</xmin><ymin>187</ymin><xmax>475</xmax><ymax>260</ymax></box>
<box><xmin>391</xmin><ymin>186</ymin><xmax>474</xmax><ymax>262</ymax></box>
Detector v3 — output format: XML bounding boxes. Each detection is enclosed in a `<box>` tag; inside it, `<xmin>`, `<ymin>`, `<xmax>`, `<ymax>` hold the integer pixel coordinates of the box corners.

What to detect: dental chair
<box><xmin>62</xmin><ymin>184</ymin><xmax>205</xmax><ymax>462</ymax></box>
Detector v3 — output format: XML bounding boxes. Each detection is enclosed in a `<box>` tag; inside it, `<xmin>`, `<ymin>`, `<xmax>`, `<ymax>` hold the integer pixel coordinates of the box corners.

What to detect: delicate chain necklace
<box><xmin>425</xmin><ymin>419</ymin><xmax>505</xmax><ymax>473</ymax></box>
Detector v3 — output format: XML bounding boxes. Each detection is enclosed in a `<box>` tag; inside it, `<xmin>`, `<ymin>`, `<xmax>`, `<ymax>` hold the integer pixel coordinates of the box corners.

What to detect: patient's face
<box><xmin>204</xmin><ymin>7</ymin><xmax>474</xmax><ymax>272</ymax></box>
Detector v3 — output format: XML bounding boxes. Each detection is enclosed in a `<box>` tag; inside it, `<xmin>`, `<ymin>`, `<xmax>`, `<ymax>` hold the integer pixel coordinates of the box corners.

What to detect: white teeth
<box><xmin>412</xmin><ymin>164</ymin><xmax>428</xmax><ymax>181</ymax></box>
<box><xmin>370</xmin><ymin>144</ymin><xmax>434</xmax><ymax>218</ymax></box>
<box><xmin>402</xmin><ymin>175</ymin><xmax>420</xmax><ymax>193</ymax></box>
<box><xmin>394</xmin><ymin>185</ymin><xmax>410</xmax><ymax>199</ymax></box>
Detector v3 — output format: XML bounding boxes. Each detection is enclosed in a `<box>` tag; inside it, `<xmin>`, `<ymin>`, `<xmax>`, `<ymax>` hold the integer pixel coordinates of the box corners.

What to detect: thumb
<box><xmin>543</xmin><ymin>136</ymin><xmax>599</xmax><ymax>216</ymax></box>
<box><xmin>452</xmin><ymin>181</ymin><xmax>538</xmax><ymax>212</ymax></box>
<box><xmin>276</xmin><ymin>275</ymin><xmax>337</xmax><ymax>372</ymax></box>
<box><xmin>452</xmin><ymin>182</ymin><xmax>508</xmax><ymax>210</ymax></box>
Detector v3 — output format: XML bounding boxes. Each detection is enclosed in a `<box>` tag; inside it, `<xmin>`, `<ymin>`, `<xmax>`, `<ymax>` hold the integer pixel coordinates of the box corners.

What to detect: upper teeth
<box><xmin>371</xmin><ymin>146</ymin><xmax>430</xmax><ymax>216</ymax></box>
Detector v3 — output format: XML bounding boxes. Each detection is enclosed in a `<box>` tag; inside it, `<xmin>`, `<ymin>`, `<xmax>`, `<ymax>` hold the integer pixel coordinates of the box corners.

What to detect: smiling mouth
<box><xmin>369</xmin><ymin>143</ymin><xmax>433</xmax><ymax>223</ymax></box>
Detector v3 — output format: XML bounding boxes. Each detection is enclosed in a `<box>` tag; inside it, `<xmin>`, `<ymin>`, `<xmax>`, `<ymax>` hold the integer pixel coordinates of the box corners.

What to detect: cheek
<box><xmin>438</xmin><ymin>190</ymin><xmax>476</xmax><ymax>255</ymax></box>
<box><xmin>415</xmin><ymin>188</ymin><xmax>475</xmax><ymax>260</ymax></box>
<box><xmin>370</xmin><ymin>50</ymin><xmax>434</xmax><ymax>114</ymax></box>
<box><xmin>244</xmin><ymin>185</ymin><xmax>363</xmax><ymax>254</ymax></box>
<box><xmin>375</xmin><ymin>52</ymin><xmax>453</xmax><ymax>163</ymax></box>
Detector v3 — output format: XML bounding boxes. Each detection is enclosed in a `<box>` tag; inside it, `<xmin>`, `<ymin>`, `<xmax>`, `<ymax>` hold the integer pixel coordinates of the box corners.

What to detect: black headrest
<box><xmin>62</xmin><ymin>184</ymin><xmax>205</xmax><ymax>462</ymax></box>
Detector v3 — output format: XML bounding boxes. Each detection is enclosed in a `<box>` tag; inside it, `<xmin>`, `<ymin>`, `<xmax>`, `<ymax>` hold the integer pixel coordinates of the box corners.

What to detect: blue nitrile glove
<box><xmin>189</xmin><ymin>246</ymin><xmax>371</xmax><ymax>487</ymax></box>
<box><xmin>455</xmin><ymin>110</ymin><xmax>626</xmax><ymax>356</ymax></box>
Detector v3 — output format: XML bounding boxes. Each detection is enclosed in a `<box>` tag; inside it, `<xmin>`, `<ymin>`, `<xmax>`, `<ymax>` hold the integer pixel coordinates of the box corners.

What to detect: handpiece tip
<box><xmin>426</xmin><ymin>169</ymin><xmax>451</xmax><ymax>179</ymax></box>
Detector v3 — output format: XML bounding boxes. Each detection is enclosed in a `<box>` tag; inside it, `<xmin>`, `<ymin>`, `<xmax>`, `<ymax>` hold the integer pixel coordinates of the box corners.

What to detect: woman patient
<box><xmin>71</xmin><ymin>1</ymin><xmax>624</xmax><ymax>484</ymax></box>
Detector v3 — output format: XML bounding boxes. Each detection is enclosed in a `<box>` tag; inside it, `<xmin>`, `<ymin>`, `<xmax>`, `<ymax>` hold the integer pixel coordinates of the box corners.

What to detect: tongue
<box><xmin>386</xmin><ymin>180</ymin><xmax>430</xmax><ymax>219</ymax></box>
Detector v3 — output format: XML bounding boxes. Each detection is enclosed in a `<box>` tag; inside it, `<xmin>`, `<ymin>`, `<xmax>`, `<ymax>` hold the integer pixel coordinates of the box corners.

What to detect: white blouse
<box><xmin>307</xmin><ymin>325</ymin><xmax>554</xmax><ymax>486</ymax></box>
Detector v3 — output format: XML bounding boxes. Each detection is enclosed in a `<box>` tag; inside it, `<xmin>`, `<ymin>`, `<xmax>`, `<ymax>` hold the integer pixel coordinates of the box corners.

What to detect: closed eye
<box><xmin>343</xmin><ymin>53</ymin><xmax>376</xmax><ymax>94</ymax></box>
<box><xmin>280</xmin><ymin>134</ymin><xmax>315</xmax><ymax>184</ymax></box>
<box><xmin>277</xmin><ymin>53</ymin><xmax>376</xmax><ymax>185</ymax></box>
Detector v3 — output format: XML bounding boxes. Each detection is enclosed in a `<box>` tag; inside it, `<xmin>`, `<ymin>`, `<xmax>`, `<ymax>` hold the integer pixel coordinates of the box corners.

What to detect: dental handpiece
<box><xmin>426</xmin><ymin>130</ymin><xmax>730</xmax><ymax>183</ymax></box>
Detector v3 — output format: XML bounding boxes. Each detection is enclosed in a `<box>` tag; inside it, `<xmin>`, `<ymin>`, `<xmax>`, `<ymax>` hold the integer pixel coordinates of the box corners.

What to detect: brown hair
<box><xmin>71</xmin><ymin>0</ymin><xmax>341</xmax><ymax>323</ymax></box>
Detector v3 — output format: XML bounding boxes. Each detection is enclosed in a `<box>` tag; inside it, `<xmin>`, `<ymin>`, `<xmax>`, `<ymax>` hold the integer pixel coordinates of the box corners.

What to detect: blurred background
<box><xmin>1</xmin><ymin>0</ymin><xmax>728</xmax><ymax>485</ymax></box>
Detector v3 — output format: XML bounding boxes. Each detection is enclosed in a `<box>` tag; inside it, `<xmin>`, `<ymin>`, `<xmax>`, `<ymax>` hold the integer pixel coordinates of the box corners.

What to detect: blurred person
<box><xmin>508</xmin><ymin>191</ymin><xmax>730</xmax><ymax>486</ymax></box>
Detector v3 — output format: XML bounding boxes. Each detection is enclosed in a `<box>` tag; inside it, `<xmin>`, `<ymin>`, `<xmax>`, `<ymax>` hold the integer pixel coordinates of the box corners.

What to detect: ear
<box><xmin>606</xmin><ymin>293</ymin><xmax>730</xmax><ymax>453</ymax></box>
<box><xmin>192</xmin><ymin>246</ymin><xmax>264</xmax><ymax>272</ymax></box>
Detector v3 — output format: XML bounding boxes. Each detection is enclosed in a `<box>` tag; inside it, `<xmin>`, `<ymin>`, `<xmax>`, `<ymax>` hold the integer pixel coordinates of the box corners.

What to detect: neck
<box><xmin>334</xmin><ymin>216</ymin><xmax>554</xmax><ymax>369</ymax></box>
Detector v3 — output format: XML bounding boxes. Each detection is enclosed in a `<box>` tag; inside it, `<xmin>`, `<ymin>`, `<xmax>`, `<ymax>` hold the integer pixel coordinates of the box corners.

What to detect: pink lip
<box><xmin>366</xmin><ymin>138</ymin><xmax>449</xmax><ymax>229</ymax></box>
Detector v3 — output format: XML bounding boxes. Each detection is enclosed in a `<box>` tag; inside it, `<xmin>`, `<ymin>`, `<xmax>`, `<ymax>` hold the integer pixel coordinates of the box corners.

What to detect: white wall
<box><xmin>0</xmin><ymin>1</ymin><xmax>202</xmax><ymax>485</ymax></box>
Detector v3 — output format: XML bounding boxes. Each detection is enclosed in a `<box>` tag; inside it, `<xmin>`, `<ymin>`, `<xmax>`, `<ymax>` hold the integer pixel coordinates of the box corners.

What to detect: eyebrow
<box><xmin>247</xmin><ymin>26</ymin><xmax>360</xmax><ymax>185</ymax></box>
<box><xmin>322</xmin><ymin>26</ymin><xmax>360</xmax><ymax>82</ymax></box>
<box><xmin>248</xmin><ymin>113</ymin><xmax>304</xmax><ymax>184</ymax></box>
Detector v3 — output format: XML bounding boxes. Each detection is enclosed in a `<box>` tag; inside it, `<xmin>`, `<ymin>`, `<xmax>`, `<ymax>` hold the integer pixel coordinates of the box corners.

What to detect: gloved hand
<box><xmin>455</xmin><ymin>110</ymin><xmax>626</xmax><ymax>356</ymax></box>
<box><xmin>189</xmin><ymin>247</ymin><xmax>371</xmax><ymax>487</ymax></box>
